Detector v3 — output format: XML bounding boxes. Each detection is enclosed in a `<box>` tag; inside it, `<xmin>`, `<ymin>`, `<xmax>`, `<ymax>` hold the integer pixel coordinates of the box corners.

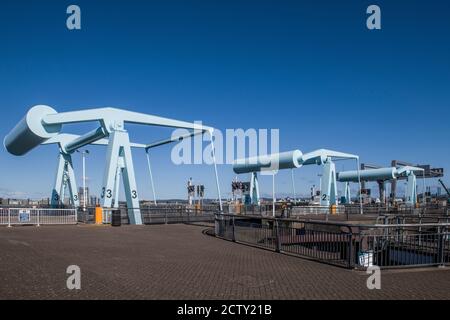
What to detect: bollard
<box><xmin>330</xmin><ymin>204</ymin><xmax>337</xmax><ymax>215</ymax></box>
<box><xmin>95</xmin><ymin>207</ymin><xmax>103</xmax><ymax>224</ymax></box>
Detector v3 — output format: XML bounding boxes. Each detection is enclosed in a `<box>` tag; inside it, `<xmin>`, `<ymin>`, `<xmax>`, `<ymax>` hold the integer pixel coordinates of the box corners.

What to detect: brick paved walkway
<box><xmin>0</xmin><ymin>224</ymin><xmax>449</xmax><ymax>299</ymax></box>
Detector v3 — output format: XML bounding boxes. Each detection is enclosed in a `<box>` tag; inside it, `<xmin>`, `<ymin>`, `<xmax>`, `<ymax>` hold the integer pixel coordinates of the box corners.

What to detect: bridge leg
<box><xmin>320</xmin><ymin>158</ymin><xmax>337</xmax><ymax>206</ymax></box>
<box><xmin>344</xmin><ymin>182</ymin><xmax>351</xmax><ymax>204</ymax></box>
<box><xmin>101</xmin><ymin>130</ymin><xmax>142</xmax><ymax>225</ymax></box>
<box><xmin>51</xmin><ymin>153</ymin><xmax>65</xmax><ymax>207</ymax></box>
<box><xmin>406</xmin><ymin>173</ymin><xmax>417</xmax><ymax>205</ymax></box>
<box><xmin>378</xmin><ymin>180</ymin><xmax>385</xmax><ymax>204</ymax></box>
<box><xmin>64</xmin><ymin>154</ymin><xmax>80</xmax><ymax>207</ymax></box>
<box><xmin>112</xmin><ymin>158</ymin><xmax>123</xmax><ymax>209</ymax></box>
<box><xmin>51</xmin><ymin>152</ymin><xmax>79</xmax><ymax>208</ymax></box>
<box><xmin>249</xmin><ymin>172</ymin><xmax>260</xmax><ymax>205</ymax></box>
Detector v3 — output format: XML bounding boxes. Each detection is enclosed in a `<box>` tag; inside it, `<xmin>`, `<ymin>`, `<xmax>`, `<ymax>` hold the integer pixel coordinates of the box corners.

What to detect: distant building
<box><xmin>1</xmin><ymin>198</ymin><xmax>29</xmax><ymax>206</ymax></box>
<box><xmin>38</xmin><ymin>198</ymin><xmax>50</xmax><ymax>206</ymax></box>
<box><xmin>90</xmin><ymin>195</ymin><xmax>98</xmax><ymax>207</ymax></box>
<box><xmin>78</xmin><ymin>187</ymin><xmax>90</xmax><ymax>207</ymax></box>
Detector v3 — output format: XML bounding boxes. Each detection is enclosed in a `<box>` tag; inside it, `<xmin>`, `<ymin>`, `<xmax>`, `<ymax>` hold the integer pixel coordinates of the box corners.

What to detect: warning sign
<box><xmin>18</xmin><ymin>209</ymin><xmax>31</xmax><ymax>223</ymax></box>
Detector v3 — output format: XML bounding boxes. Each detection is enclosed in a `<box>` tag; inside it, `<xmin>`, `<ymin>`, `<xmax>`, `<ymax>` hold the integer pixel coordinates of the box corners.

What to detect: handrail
<box><xmin>217</xmin><ymin>212</ymin><xmax>450</xmax><ymax>229</ymax></box>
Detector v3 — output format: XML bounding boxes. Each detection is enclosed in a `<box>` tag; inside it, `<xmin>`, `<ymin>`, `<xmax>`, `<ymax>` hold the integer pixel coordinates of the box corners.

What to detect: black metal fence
<box><xmin>358</xmin><ymin>223</ymin><xmax>450</xmax><ymax>268</ymax></box>
<box><xmin>215</xmin><ymin>213</ymin><xmax>450</xmax><ymax>269</ymax></box>
<box><xmin>140</xmin><ymin>207</ymin><xmax>215</xmax><ymax>225</ymax></box>
<box><xmin>344</xmin><ymin>203</ymin><xmax>449</xmax><ymax>215</ymax></box>
<box><xmin>77</xmin><ymin>206</ymin><xmax>215</xmax><ymax>225</ymax></box>
<box><xmin>216</xmin><ymin>214</ymin><xmax>355</xmax><ymax>268</ymax></box>
<box><xmin>363</xmin><ymin>230</ymin><xmax>450</xmax><ymax>268</ymax></box>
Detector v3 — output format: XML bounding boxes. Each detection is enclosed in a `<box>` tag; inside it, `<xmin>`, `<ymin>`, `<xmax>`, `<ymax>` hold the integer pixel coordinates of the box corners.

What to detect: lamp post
<box><xmin>291</xmin><ymin>169</ymin><xmax>296</xmax><ymax>201</ymax></box>
<box><xmin>76</xmin><ymin>149</ymin><xmax>89</xmax><ymax>211</ymax></box>
<box><xmin>318</xmin><ymin>173</ymin><xmax>323</xmax><ymax>201</ymax></box>
<box><xmin>272</xmin><ymin>171</ymin><xmax>276</xmax><ymax>217</ymax></box>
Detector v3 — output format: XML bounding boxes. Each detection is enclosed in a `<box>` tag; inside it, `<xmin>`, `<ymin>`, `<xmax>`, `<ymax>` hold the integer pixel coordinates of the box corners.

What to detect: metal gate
<box><xmin>0</xmin><ymin>208</ymin><xmax>77</xmax><ymax>226</ymax></box>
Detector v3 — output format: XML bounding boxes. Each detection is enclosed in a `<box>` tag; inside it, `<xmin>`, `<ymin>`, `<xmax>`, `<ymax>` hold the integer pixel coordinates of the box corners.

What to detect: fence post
<box><xmin>232</xmin><ymin>215</ymin><xmax>236</xmax><ymax>242</ymax></box>
<box><xmin>274</xmin><ymin>219</ymin><xmax>281</xmax><ymax>253</ymax></box>
<box><xmin>165</xmin><ymin>211</ymin><xmax>168</xmax><ymax>224</ymax></box>
<box><xmin>214</xmin><ymin>212</ymin><xmax>224</xmax><ymax>237</ymax></box>
<box><xmin>347</xmin><ymin>232</ymin><xmax>354</xmax><ymax>269</ymax></box>
<box><xmin>437</xmin><ymin>226</ymin><xmax>445</xmax><ymax>267</ymax></box>
<box><xmin>7</xmin><ymin>208</ymin><xmax>11</xmax><ymax>227</ymax></box>
<box><xmin>36</xmin><ymin>209</ymin><xmax>40</xmax><ymax>227</ymax></box>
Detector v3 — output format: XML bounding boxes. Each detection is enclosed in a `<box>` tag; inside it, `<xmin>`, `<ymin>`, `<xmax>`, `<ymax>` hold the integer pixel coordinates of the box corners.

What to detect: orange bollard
<box><xmin>330</xmin><ymin>204</ymin><xmax>337</xmax><ymax>215</ymax></box>
<box><xmin>95</xmin><ymin>206</ymin><xmax>103</xmax><ymax>224</ymax></box>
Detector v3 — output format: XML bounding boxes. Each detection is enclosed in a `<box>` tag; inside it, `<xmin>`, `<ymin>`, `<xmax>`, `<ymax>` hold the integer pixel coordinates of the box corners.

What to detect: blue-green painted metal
<box><xmin>338</xmin><ymin>166</ymin><xmax>424</xmax><ymax>205</ymax></box>
<box><xmin>233</xmin><ymin>150</ymin><xmax>303</xmax><ymax>174</ymax></box>
<box><xmin>4</xmin><ymin>105</ymin><xmax>61</xmax><ymax>156</ymax></box>
<box><xmin>337</xmin><ymin>167</ymin><xmax>396</xmax><ymax>182</ymax></box>
<box><xmin>64</xmin><ymin>127</ymin><xmax>108</xmax><ymax>153</ymax></box>
<box><xmin>233</xmin><ymin>149</ymin><xmax>359</xmax><ymax>207</ymax></box>
<box><xmin>5</xmin><ymin>105</ymin><xmax>215</xmax><ymax>224</ymax></box>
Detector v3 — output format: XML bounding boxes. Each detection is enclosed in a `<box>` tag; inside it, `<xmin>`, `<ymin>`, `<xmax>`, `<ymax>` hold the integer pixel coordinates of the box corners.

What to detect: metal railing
<box><xmin>375</xmin><ymin>212</ymin><xmax>450</xmax><ymax>226</ymax></box>
<box><xmin>74</xmin><ymin>203</ymin><xmax>448</xmax><ymax>223</ymax></box>
<box><xmin>75</xmin><ymin>206</ymin><xmax>216</xmax><ymax>225</ymax></box>
<box><xmin>0</xmin><ymin>208</ymin><xmax>77</xmax><ymax>226</ymax></box>
<box><xmin>362</xmin><ymin>230</ymin><xmax>450</xmax><ymax>268</ymax></box>
<box><xmin>290</xmin><ymin>205</ymin><xmax>344</xmax><ymax>216</ymax></box>
<box><xmin>344</xmin><ymin>203</ymin><xmax>449</xmax><ymax>215</ymax></box>
<box><xmin>102</xmin><ymin>208</ymin><xmax>113</xmax><ymax>224</ymax></box>
<box><xmin>219</xmin><ymin>204</ymin><xmax>345</xmax><ymax>218</ymax></box>
<box><xmin>216</xmin><ymin>214</ymin><xmax>354</xmax><ymax>268</ymax></box>
<box><xmin>215</xmin><ymin>213</ymin><xmax>450</xmax><ymax>269</ymax></box>
<box><xmin>140</xmin><ymin>207</ymin><xmax>215</xmax><ymax>225</ymax></box>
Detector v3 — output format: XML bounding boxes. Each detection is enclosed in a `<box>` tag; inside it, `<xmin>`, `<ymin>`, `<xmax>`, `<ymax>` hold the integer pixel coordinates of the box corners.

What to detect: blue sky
<box><xmin>0</xmin><ymin>0</ymin><xmax>449</xmax><ymax>200</ymax></box>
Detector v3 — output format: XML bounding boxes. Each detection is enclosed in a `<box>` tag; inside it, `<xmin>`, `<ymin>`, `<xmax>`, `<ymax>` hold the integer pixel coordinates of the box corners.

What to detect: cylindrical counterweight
<box><xmin>337</xmin><ymin>167</ymin><xmax>396</xmax><ymax>182</ymax></box>
<box><xmin>233</xmin><ymin>150</ymin><xmax>303</xmax><ymax>174</ymax></box>
<box><xmin>4</xmin><ymin>105</ymin><xmax>61</xmax><ymax>156</ymax></box>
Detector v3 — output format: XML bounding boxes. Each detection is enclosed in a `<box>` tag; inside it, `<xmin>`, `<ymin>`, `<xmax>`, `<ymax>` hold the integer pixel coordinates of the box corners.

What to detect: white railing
<box><xmin>290</xmin><ymin>205</ymin><xmax>345</xmax><ymax>216</ymax></box>
<box><xmin>102</xmin><ymin>208</ymin><xmax>113</xmax><ymax>224</ymax></box>
<box><xmin>0</xmin><ymin>208</ymin><xmax>77</xmax><ymax>226</ymax></box>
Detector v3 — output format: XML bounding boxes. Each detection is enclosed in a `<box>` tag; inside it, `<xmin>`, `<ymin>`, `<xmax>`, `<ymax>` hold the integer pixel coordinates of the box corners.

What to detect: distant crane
<box><xmin>438</xmin><ymin>179</ymin><xmax>450</xmax><ymax>204</ymax></box>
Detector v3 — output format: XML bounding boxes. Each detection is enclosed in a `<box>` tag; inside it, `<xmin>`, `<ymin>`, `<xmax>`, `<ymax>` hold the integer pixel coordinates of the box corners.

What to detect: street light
<box><xmin>272</xmin><ymin>171</ymin><xmax>276</xmax><ymax>217</ymax></box>
<box><xmin>318</xmin><ymin>173</ymin><xmax>323</xmax><ymax>197</ymax></box>
<box><xmin>76</xmin><ymin>149</ymin><xmax>89</xmax><ymax>211</ymax></box>
<box><xmin>291</xmin><ymin>169</ymin><xmax>296</xmax><ymax>201</ymax></box>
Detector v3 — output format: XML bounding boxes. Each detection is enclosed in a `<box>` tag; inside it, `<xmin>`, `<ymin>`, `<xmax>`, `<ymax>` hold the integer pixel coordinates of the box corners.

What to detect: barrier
<box><xmin>0</xmin><ymin>208</ymin><xmax>77</xmax><ymax>226</ymax></box>
<box><xmin>102</xmin><ymin>208</ymin><xmax>113</xmax><ymax>224</ymax></box>
<box><xmin>216</xmin><ymin>213</ymin><xmax>353</xmax><ymax>268</ymax></box>
<box><xmin>215</xmin><ymin>213</ymin><xmax>450</xmax><ymax>269</ymax></box>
